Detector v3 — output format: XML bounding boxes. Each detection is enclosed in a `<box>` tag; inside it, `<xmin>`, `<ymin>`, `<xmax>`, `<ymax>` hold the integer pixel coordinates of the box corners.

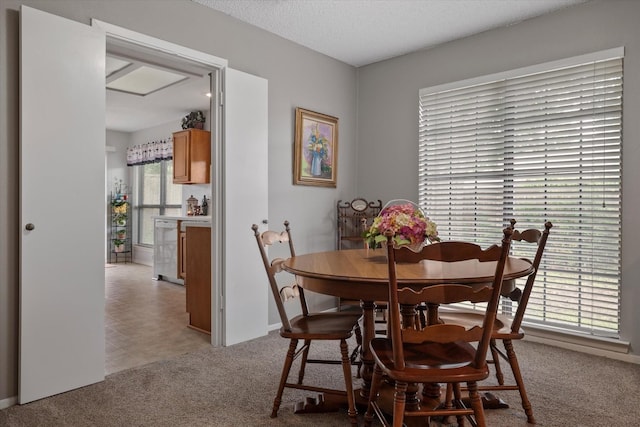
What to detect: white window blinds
<box><xmin>418</xmin><ymin>49</ymin><xmax>623</xmax><ymax>337</ymax></box>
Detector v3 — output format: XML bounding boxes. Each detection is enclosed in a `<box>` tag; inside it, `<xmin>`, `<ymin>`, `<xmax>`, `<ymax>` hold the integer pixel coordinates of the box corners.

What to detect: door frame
<box><xmin>92</xmin><ymin>19</ymin><xmax>227</xmax><ymax>346</ymax></box>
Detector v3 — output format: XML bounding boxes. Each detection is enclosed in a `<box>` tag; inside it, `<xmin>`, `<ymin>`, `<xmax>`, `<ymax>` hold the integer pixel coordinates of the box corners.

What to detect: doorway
<box><xmin>103</xmin><ymin>35</ymin><xmax>219</xmax><ymax>373</ymax></box>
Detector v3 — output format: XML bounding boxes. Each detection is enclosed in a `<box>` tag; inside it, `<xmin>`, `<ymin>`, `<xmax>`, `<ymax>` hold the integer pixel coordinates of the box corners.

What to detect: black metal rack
<box><xmin>108</xmin><ymin>192</ymin><xmax>132</xmax><ymax>263</ymax></box>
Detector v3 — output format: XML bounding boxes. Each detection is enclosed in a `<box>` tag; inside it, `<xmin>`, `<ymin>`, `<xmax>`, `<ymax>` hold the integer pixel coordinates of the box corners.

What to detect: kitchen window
<box><xmin>136</xmin><ymin>161</ymin><xmax>182</xmax><ymax>245</ymax></box>
<box><xmin>418</xmin><ymin>48</ymin><xmax>623</xmax><ymax>338</ymax></box>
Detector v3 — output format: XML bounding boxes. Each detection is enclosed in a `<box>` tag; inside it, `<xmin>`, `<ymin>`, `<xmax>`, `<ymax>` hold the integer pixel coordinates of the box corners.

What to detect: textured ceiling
<box><xmin>192</xmin><ymin>0</ymin><xmax>587</xmax><ymax>67</ymax></box>
<box><xmin>109</xmin><ymin>0</ymin><xmax>587</xmax><ymax>132</ymax></box>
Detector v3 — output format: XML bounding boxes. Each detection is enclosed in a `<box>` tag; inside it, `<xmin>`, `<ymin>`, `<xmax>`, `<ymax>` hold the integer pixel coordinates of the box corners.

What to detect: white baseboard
<box><xmin>133</xmin><ymin>245</ymin><xmax>153</xmax><ymax>266</ymax></box>
<box><xmin>268</xmin><ymin>322</ymin><xmax>281</xmax><ymax>332</ymax></box>
<box><xmin>0</xmin><ymin>396</ymin><xmax>17</xmax><ymax>409</ymax></box>
<box><xmin>521</xmin><ymin>321</ymin><xmax>640</xmax><ymax>364</ymax></box>
<box><xmin>524</xmin><ymin>334</ymin><xmax>640</xmax><ymax>364</ymax></box>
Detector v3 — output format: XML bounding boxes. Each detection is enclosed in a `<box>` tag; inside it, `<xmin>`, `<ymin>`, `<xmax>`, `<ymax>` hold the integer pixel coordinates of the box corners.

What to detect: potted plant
<box><xmin>116</xmin><ymin>229</ymin><xmax>127</xmax><ymax>240</ymax></box>
<box><xmin>114</xmin><ymin>213</ymin><xmax>127</xmax><ymax>227</ymax></box>
<box><xmin>113</xmin><ymin>239</ymin><xmax>126</xmax><ymax>253</ymax></box>
<box><xmin>111</xmin><ymin>199</ymin><xmax>129</xmax><ymax>213</ymax></box>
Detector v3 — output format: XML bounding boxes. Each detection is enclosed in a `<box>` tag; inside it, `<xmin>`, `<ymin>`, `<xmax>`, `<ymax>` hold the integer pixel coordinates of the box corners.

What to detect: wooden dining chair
<box><xmin>336</xmin><ymin>198</ymin><xmax>387</xmax><ymax>321</ymax></box>
<box><xmin>336</xmin><ymin>198</ymin><xmax>390</xmax><ymax>341</ymax></box>
<box><xmin>438</xmin><ymin>220</ymin><xmax>552</xmax><ymax>424</ymax></box>
<box><xmin>364</xmin><ymin>228</ymin><xmax>513</xmax><ymax>427</ymax></box>
<box><xmin>252</xmin><ymin>221</ymin><xmax>362</xmax><ymax>425</ymax></box>
<box><xmin>336</xmin><ymin>198</ymin><xmax>382</xmax><ymax>250</ymax></box>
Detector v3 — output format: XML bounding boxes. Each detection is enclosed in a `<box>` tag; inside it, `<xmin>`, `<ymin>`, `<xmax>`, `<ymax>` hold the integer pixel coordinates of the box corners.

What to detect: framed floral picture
<box><xmin>293</xmin><ymin>107</ymin><xmax>338</xmax><ymax>187</ymax></box>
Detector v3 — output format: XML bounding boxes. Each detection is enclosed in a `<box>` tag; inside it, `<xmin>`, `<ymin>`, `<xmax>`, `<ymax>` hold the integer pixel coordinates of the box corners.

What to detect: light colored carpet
<box><xmin>1</xmin><ymin>331</ymin><xmax>639</xmax><ymax>426</ymax></box>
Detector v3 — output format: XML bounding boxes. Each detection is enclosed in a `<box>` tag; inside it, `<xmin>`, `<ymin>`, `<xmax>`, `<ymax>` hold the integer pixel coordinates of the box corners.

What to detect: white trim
<box><xmin>132</xmin><ymin>244</ymin><xmax>152</xmax><ymax>266</ymax></box>
<box><xmin>524</xmin><ymin>334</ymin><xmax>640</xmax><ymax>365</ymax></box>
<box><xmin>90</xmin><ymin>19</ymin><xmax>228</xmax><ymax>69</ymax></box>
<box><xmin>439</xmin><ymin>308</ymin><xmax>635</xmax><ymax>362</ymax></box>
<box><xmin>0</xmin><ymin>396</ymin><xmax>18</xmax><ymax>410</ymax></box>
<box><xmin>523</xmin><ymin>323</ymin><xmax>629</xmax><ymax>353</ymax></box>
<box><xmin>268</xmin><ymin>322</ymin><xmax>282</xmax><ymax>332</ymax></box>
<box><xmin>420</xmin><ymin>46</ymin><xmax>625</xmax><ymax>95</ymax></box>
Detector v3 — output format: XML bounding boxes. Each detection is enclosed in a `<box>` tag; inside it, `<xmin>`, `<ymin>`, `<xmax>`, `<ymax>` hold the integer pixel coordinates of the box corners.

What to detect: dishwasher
<box><xmin>153</xmin><ymin>218</ymin><xmax>183</xmax><ymax>284</ymax></box>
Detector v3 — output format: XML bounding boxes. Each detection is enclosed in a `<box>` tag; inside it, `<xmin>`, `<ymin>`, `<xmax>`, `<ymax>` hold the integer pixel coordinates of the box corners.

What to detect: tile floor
<box><xmin>105</xmin><ymin>263</ymin><xmax>211</xmax><ymax>375</ymax></box>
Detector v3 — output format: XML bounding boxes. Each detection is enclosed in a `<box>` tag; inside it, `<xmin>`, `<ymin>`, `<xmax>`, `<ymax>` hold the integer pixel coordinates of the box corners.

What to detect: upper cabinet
<box><xmin>173</xmin><ymin>128</ymin><xmax>211</xmax><ymax>184</ymax></box>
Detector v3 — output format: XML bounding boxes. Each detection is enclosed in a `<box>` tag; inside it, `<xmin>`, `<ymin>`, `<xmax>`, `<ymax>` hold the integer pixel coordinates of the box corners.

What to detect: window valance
<box><xmin>126</xmin><ymin>138</ymin><xmax>172</xmax><ymax>166</ymax></box>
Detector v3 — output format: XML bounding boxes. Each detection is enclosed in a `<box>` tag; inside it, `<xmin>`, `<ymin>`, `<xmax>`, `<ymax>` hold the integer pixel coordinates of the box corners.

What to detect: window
<box><xmin>136</xmin><ymin>161</ymin><xmax>182</xmax><ymax>245</ymax></box>
<box><xmin>418</xmin><ymin>48</ymin><xmax>623</xmax><ymax>338</ymax></box>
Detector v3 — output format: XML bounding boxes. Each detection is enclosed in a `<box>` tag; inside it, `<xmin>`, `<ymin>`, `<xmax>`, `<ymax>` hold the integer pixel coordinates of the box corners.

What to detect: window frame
<box><xmin>136</xmin><ymin>160</ymin><xmax>181</xmax><ymax>246</ymax></box>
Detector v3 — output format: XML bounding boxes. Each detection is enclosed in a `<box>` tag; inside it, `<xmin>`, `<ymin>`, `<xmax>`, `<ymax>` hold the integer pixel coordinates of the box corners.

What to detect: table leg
<box><xmin>426</xmin><ymin>302</ymin><xmax>440</xmax><ymax>325</ymax></box>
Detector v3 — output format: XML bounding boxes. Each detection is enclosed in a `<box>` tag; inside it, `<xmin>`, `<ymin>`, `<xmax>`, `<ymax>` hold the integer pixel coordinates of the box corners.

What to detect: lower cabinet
<box><xmin>185</xmin><ymin>226</ymin><xmax>211</xmax><ymax>334</ymax></box>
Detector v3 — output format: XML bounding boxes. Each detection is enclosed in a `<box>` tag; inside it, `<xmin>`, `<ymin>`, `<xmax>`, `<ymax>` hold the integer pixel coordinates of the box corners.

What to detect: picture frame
<box><xmin>293</xmin><ymin>107</ymin><xmax>338</xmax><ymax>187</ymax></box>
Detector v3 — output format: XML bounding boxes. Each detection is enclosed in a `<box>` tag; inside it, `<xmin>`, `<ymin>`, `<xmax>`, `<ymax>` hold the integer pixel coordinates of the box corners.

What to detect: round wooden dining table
<box><xmin>282</xmin><ymin>247</ymin><xmax>534</xmax><ymax>403</ymax></box>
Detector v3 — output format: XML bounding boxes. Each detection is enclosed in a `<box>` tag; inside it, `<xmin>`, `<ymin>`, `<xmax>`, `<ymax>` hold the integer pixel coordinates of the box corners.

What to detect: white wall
<box><xmin>106</xmin><ymin>130</ymin><xmax>130</xmax><ymax>196</ymax></box>
<box><xmin>356</xmin><ymin>0</ymin><xmax>640</xmax><ymax>356</ymax></box>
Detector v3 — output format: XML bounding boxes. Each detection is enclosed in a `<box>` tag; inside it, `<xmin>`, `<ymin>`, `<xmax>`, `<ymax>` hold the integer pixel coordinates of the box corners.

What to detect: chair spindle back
<box><xmin>385</xmin><ymin>227</ymin><xmax>513</xmax><ymax>371</ymax></box>
<box><xmin>252</xmin><ymin>221</ymin><xmax>308</xmax><ymax>332</ymax></box>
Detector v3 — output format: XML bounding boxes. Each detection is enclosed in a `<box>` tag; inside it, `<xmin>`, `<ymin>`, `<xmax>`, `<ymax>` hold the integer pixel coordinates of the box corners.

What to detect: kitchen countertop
<box><xmin>152</xmin><ymin>215</ymin><xmax>211</xmax><ymax>222</ymax></box>
<box><xmin>180</xmin><ymin>221</ymin><xmax>211</xmax><ymax>231</ymax></box>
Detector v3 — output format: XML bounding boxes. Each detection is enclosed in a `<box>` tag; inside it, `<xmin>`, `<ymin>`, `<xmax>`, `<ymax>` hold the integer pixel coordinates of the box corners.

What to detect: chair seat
<box><xmin>281</xmin><ymin>312</ymin><xmax>362</xmax><ymax>339</ymax></box>
<box><xmin>369</xmin><ymin>337</ymin><xmax>490</xmax><ymax>384</ymax></box>
<box><xmin>438</xmin><ymin>310</ymin><xmax>525</xmax><ymax>340</ymax></box>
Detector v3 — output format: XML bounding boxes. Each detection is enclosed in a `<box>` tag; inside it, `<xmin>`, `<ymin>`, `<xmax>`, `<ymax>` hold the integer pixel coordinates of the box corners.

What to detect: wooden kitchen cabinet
<box><xmin>185</xmin><ymin>226</ymin><xmax>211</xmax><ymax>334</ymax></box>
<box><xmin>172</xmin><ymin>129</ymin><xmax>211</xmax><ymax>184</ymax></box>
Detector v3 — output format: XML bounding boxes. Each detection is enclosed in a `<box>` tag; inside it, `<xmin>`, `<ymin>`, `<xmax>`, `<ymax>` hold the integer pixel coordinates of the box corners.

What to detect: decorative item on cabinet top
<box><xmin>181</xmin><ymin>110</ymin><xmax>206</xmax><ymax>130</ymax></box>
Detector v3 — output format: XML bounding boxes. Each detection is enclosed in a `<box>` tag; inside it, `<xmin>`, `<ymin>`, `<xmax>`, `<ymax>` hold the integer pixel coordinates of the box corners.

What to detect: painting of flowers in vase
<box><xmin>293</xmin><ymin>107</ymin><xmax>338</xmax><ymax>187</ymax></box>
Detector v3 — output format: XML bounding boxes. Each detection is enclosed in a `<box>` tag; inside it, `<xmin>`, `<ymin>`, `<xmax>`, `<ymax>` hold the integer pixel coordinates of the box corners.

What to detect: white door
<box><xmin>223</xmin><ymin>69</ymin><xmax>269</xmax><ymax>345</ymax></box>
<box><xmin>20</xmin><ymin>6</ymin><xmax>105</xmax><ymax>403</ymax></box>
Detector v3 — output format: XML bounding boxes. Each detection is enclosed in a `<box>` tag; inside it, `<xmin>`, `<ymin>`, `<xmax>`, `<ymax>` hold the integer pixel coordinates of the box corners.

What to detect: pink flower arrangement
<box><xmin>363</xmin><ymin>201</ymin><xmax>439</xmax><ymax>249</ymax></box>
